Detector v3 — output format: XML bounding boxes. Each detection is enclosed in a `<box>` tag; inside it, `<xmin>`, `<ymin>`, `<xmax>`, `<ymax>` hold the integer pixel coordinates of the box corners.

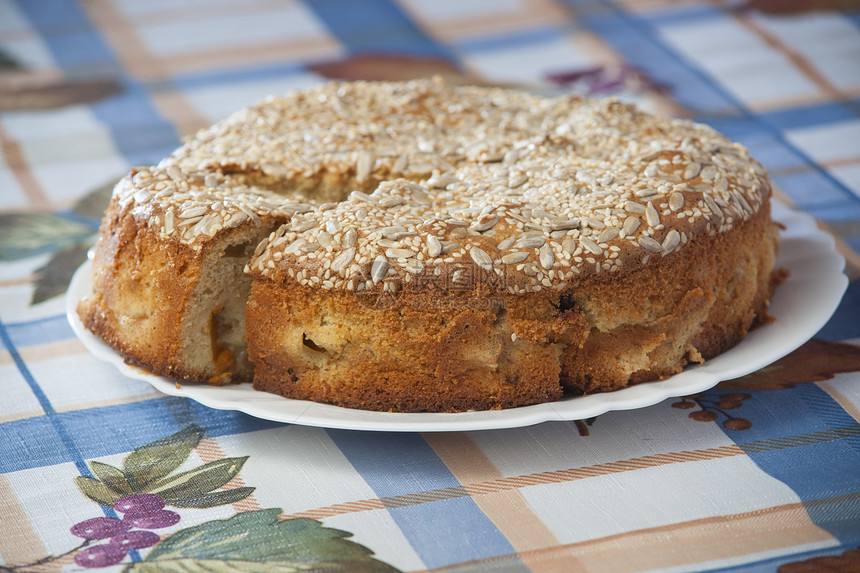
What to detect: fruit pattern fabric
<box><xmin>2</xmin><ymin>1</ymin><xmax>860</xmax><ymax>572</ymax></box>
<box><xmin>2</xmin><ymin>425</ymin><xmax>399</xmax><ymax>572</ymax></box>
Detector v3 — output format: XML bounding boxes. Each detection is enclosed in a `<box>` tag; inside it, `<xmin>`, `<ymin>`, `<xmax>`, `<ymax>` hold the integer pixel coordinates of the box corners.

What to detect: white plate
<box><xmin>67</xmin><ymin>202</ymin><xmax>847</xmax><ymax>432</ymax></box>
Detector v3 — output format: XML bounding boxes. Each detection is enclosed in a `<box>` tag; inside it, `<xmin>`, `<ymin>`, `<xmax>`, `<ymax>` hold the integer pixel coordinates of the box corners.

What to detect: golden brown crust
<box><xmin>560</xmin><ymin>202</ymin><xmax>779</xmax><ymax>395</ymax></box>
<box><xmin>78</xmin><ymin>78</ymin><xmax>781</xmax><ymax>412</ymax></box>
<box><xmin>78</xmin><ymin>191</ymin><xmax>194</xmax><ymax>380</ymax></box>
<box><xmin>246</xmin><ymin>279</ymin><xmax>585</xmax><ymax>412</ymax></box>
<box><xmin>247</xmin><ymin>203</ymin><xmax>778</xmax><ymax>411</ymax></box>
<box><xmin>78</xmin><ymin>176</ymin><xmax>293</xmax><ymax>384</ymax></box>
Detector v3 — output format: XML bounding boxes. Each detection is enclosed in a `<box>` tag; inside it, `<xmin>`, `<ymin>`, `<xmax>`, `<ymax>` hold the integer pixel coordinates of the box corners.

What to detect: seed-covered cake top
<box><xmin>114</xmin><ymin>77</ymin><xmax>770</xmax><ymax>295</ymax></box>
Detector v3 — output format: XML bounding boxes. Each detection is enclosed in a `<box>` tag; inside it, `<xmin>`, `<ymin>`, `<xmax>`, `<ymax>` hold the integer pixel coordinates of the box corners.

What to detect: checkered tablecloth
<box><xmin>2</xmin><ymin>1</ymin><xmax>859</xmax><ymax>571</ymax></box>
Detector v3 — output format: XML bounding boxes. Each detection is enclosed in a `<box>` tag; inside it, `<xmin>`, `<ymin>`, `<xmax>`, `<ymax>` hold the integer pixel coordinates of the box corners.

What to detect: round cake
<box><xmin>78</xmin><ymin>77</ymin><xmax>780</xmax><ymax>412</ymax></box>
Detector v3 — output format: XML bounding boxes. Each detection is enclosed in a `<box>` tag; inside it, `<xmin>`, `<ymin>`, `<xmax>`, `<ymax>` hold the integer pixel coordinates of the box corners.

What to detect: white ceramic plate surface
<box><xmin>67</xmin><ymin>202</ymin><xmax>847</xmax><ymax>431</ymax></box>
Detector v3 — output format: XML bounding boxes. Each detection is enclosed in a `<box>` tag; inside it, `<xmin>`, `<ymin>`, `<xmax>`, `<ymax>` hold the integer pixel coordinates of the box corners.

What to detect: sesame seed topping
<box><xmin>120</xmin><ymin>78</ymin><xmax>768</xmax><ymax>294</ymax></box>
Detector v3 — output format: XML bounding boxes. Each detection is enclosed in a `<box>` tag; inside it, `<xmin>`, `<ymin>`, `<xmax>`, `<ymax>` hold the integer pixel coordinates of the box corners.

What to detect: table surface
<box><xmin>1</xmin><ymin>1</ymin><xmax>859</xmax><ymax>572</ymax></box>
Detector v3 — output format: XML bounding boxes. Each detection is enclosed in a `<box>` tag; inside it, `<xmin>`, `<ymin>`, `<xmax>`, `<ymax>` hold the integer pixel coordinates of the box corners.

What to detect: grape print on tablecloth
<box><xmin>673</xmin><ymin>339</ymin><xmax>860</xmax><ymax>432</ymax></box>
<box><xmin>3</xmin><ymin>425</ymin><xmax>400</xmax><ymax>572</ymax></box>
<box><xmin>673</xmin><ymin>392</ymin><xmax>753</xmax><ymax>431</ymax></box>
<box><xmin>70</xmin><ymin>495</ymin><xmax>177</xmax><ymax>568</ymax></box>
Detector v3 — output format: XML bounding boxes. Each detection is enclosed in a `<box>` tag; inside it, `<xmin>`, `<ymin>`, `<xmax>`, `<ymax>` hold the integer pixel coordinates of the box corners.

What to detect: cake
<box><xmin>78</xmin><ymin>77</ymin><xmax>780</xmax><ymax>412</ymax></box>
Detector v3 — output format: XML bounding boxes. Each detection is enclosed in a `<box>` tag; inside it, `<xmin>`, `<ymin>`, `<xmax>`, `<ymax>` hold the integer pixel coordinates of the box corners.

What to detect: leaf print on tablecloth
<box><xmin>31</xmin><ymin>242</ymin><xmax>91</xmax><ymax>304</ymax></box>
<box><xmin>75</xmin><ymin>424</ymin><xmax>254</xmax><ymax>509</ymax></box>
<box><xmin>123</xmin><ymin>425</ymin><xmax>205</xmax><ymax>489</ymax></box>
<box><xmin>0</xmin><ymin>212</ymin><xmax>95</xmax><ymax>261</ymax></box>
<box><xmin>73</xmin><ymin>177</ymin><xmax>118</xmax><ymax>221</ymax></box>
<box><xmin>126</xmin><ymin>509</ymin><xmax>400</xmax><ymax>573</ymax></box>
<box><xmin>89</xmin><ymin>460</ymin><xmax>134</xmax><ymax>495</ymax></box>
<box><xmin>0</xmin><ymin>48</ymin><xmax>23</xmax><ymax>71</ymax></box>
<box><xmin>0</xmin><ymin>176</ymin><xmax>116</xmax><ymax>305</ymax></box>
<box><xmin>718</xmin><ymin>339</ymin><xmax>860</xmax><ymax>391</ymax></box>
<box><xmin>144</xmin><ymin>457</ymin><xmax>251</xmax><ymax>506</ymax></box>
<box><xmin>0</xmin><ymin>72</ymin><xmax>122</xmax><ymax>111</ymax></box>
<box><xmin>9</xmin><ymin>425</ymin><xmax>400</xmax><ymax>572</ymax></box>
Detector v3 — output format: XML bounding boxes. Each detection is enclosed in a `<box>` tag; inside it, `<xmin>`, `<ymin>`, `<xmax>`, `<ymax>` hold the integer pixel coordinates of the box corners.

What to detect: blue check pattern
<box><xmin>1</xmin><ymin>0</ymin><xmax>859</xmax><ymax>571</ymax></box>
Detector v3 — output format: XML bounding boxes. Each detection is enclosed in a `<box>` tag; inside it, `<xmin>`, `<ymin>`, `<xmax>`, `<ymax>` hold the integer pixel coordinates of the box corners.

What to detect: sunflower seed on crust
<box><xmin>379</xmin><ymin>196</ymin><xmax>404</xmax><ymax>209</ymax></box>
<box><xmin>580</xmin><ymin>237</ymin><xmax>602</xmax><ymax>255</ymax></box>
<box><xmin>427</xmin><ymin>235</ymin><xmax>442</xmax><ymax>257</ymax></box>
<box><xmin>684</xmin><ymin>162</ymin><xmax>701</xmax><ymax>180</ymax></box>
<box><xmin>661</xmin><ymin>230</ymin><xmax>681</xmax><ymax>253</ymax></box>
<box><xmin>317</xmin><ymin>231</ymin><xmax>333</xmax><ymax>249</ymax></box>
<box><xmin>625</xmin><ymin>201</ymin><xmax>646</xmax><ymax>214</ymax></box>
<box><xmin>703</xmin><ymin>194</ymin><xmax>723</xmax><ymax>219</ymax></box>
<box><xmin>356</xmin><ymin>151</ymin><xmax>374</xmax><ymax>183</ymax></box>
<box><xmin>501</xmin><ymin>251</ymin><xmax>529</xmax><ymax>264</ymax></box>
<box><xmin>645</xmin><ymin>202</ymin><xmax>660</xmax><ymax>227</ymax></box>
<box><xmin>331</xmin><ymin>248</ymin><xmax>356</xmax><ymax>272</ymax></box>
<box><xmin>638</xmin><ymin>236</ymin><xmax>663</xmax><ymax>253</ymax></box>
<box><xmin>472</xmin><ymin>216</ymin><xmax>499</xmax><ymax>232</ymax></box>
<box><xmin>621</xmin><ymin>217</ymin><xmax>640</xmax><ymax>236</ymax></box>
<box><xmin>386</xmin><ymin>248</ymin><xmax>415</xmax><ymax>259</ymax></box>
<box><xmin>598</xmin><ymin>228</ymin><xmax>619</xmax><ymax>243</ymax></box>
<box><xmin>470</xmin><ymin>246</ymin><xmax>493</xmax><ymax>270</ymax></box>
<box><xmin>514</xmin><ymin>236</ymin><xmax>546</xmax><ymax>250</ymax></box>
<box><xmin>539</xmin><ymin>243</ymin><xmax>554</xmax><ymax>269</ymax></box>
<box><xmin>343</xmin><ymin>228</ymin><xmax>358</xmax><ymax>248</ymax></box>
<box><xmin>371</xmin><ymin>256</ymin><xmax>389</xmax><ymax>284</ymax></box>
<box><xmin>551</xmin><ymin>219</ymin><xmax>580</xmax><ymax>231</ymax></box>
<box><xmin>562</xmin><ymin>237</ymin><xmax>576</xmax><ymax>254</ymax></box>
